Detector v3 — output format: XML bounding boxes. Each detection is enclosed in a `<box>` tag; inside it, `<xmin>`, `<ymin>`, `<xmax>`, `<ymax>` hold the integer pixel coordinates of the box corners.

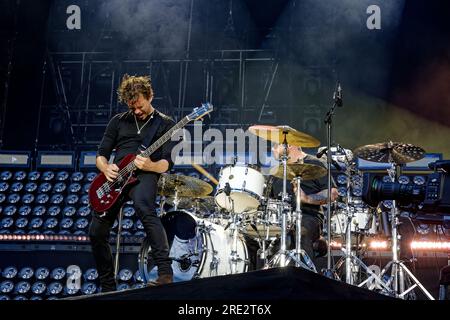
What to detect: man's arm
<box><xmin>299</xmin><ymin>187</ymin><xmax>339</xmax><ymax>205</ymax></box>
<box><xmin>133</xmin><ymin>156</ymin><xmax>169</xmax><ymax>173</ymax></box>
<box><xmin>96</xmin><ymin>156</ymin><xmax>119</xmax><ymax>182</ymax></box>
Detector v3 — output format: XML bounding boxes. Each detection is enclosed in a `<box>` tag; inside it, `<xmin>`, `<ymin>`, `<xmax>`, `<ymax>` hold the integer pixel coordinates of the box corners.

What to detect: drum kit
<box><xmin>137</xmin><ymin>126</ymin><xmax>435</xmax><ymax>299</ymax></box>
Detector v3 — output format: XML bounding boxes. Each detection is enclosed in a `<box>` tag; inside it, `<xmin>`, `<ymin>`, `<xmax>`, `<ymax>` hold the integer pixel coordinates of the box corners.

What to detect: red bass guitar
<box><xmin>88</xmin><ymin>103</ymin><xmax>213</xmax><ymax>213</ymax></box>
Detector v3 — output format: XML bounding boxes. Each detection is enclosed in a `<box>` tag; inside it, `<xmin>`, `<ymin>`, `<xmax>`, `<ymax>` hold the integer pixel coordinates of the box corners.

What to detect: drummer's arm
<box><xmin>301</xmin><ymin>188</ymin><xmax>338</xmax><ymax>205</ymax></box>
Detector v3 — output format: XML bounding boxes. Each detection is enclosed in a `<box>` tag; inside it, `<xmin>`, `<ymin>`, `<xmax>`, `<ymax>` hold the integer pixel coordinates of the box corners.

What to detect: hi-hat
<box><xmin>269</xmin><ymin>162</ymin><xmax>327</xmax><ymax>181</ymax></box>
<box><xmin>158</xmin><ymin>173</ymin><xmax>213</xmax><ymax>197</ymax></box>
<box><xmin>353</xmin><ymin>141</ymin><xmax>426</xmax><ymax>164</ymax></box>
<box><xmin>248</xmin><ymin>125</ymin><xmax>320</xmax><ymax>147</ymax></box>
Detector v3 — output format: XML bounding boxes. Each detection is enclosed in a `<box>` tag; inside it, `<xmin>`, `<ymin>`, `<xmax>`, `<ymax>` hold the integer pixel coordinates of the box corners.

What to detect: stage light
<box><xmin>0</xmin><ymin>193</ymin><xmax>5</xmax><ymax>204</ymax></box>
<box><xmin>38</xmin><ymin>182</ymin><xmax>52</xmax><ymax>193</ymax></box>
<box><xmin>15</xmin><ymin>281</ymin><xmax>31</xmax><ymax>294</ymax></box>
<box><xmin>30</xmin><ymin>296</ymin><xmax>43</xmax><ymax>300</ymax></box>
<box><xmin>0</xmin><ymin>182</ymin><xmax>9</xmax><ymax>192</ymax></box>
<box><xmin>337</xmin><ymin>187</ymin><xmax>347</xmax><ymax>197</ymax></box>
<box><xmin>66</xmin><ymin>194</ymin><xmax>79</xmax><ymax>205</ymax></box>
<box><xmin>18</xmin><ymin>205</ymin><xmax>31</xmax><ymax>216</ymax></box>
<box><xmin>56</xmin><ymin>171</ymin><xmax>69</xmax><ymax>181</ymax></box>
<box><xmin>28</xmin><ymin>171</ymin><xmax>40</xmax><ymax>181</ymax></box>
<box><xmin>336</xmin><ymin>174</ymin><xmax>347</xmax><ymax>185</ymax></box>
<box><xmin>53</xmin><ymin>182</ymin><xmax>67</xmax><ymax>193</ymax></box>
<box><xmin>77</xmin><ymin>206</ymin><xmax>90</xmax><ymax>217</ymax></box>
<box><xmin>69</xmin><ymin>183</ymin><xmax>81</xmax><ymax>193</ymax></box>
<box><xmin>132</xmin><ymin>283</ymin><xmax>145</xmax><ymax>289</ymax></box>
<box><xmin>13</xmin><ymin>295</ymin><xmax>27</xmax><ymax>300</ymax></box>
<box><xmin>42</xmin><ymin>171</ymin><xmax>55</xmax><ymax>181</ymax></box>
<box><xmin>15</xmin><ymin>217</ymin><xmax>28</xmax><ymax>228</ymax></box>
<box><xmin>86</xmin><ymin>172</ymin><xmax>97</xmax><ymax>182</ymax></box>
<box><xmin>75</xmin><ymin>218</ymin><xmax>89</xmax><ymax>229</ymax></box>
<box><xmin>0</xmin><ymin>295</ymin><xmax>10</xmax><ymax>300</ymax></box>
<box><xmin>83</xmin><ymin>183</ymin><xmax>90</xmax><ymax>193</ymax></box>
<box><xmin>8</xmin><ymin>193</ymin><xmax>20</xmax><ymax>204</ymax></box>
<box><xmin>0</xmin><ymin>280</ymin><xmax>14</xmax><ymax>293</ymax></box>
<box><xmin>25</xmin><ymin>182</ymin><xmax>37</xmax><ymax>192</ymax></box>
<box><xmin>135</xmin><ymin>220</ymin><xmax>144</xmax><ymax>230</ymax></box>
<box><xmin>117</xmin><ymin>283</ymin><xmax>130</xmax><ymax>291</ymax></box>
<box><xmin>416</xmin><ymin>224</ymin><xmax>430</xmax><ymax>235</ymax></box>
<box><xmin>32</xmin><ymin>205</ymin><xmax>46</xmax><ymax>216</ymax></box>
<box><xmin>398</xmin><ymin>175</ymin><xmax>410</xmax><ymax>185</ymax></box>
<box><xmin>63</xmin><ymin>206</ymin><xmax>76</xmax><ymax>217</ymax></box>
<box><xmin>134</xmin><ymin>270</ymin><xmax>144</xmax><ymax>283</ymax></box>
<box><xmin>64</xmin><ymin>287</ymin><xmax>79</xmax><ymax>295</ymax></box>
<box><xmin>43</xmin><ymin>230</ymin><xmax>55</xmax><ymax>235</ymax></box>
<box><xmin>134</xmin><ymin>231</ymin><xmax>146</xmax><ymax>237</ymax></box>
<box><xmin>410</xmin><ymin>241</ymin><xmax>450</xmax><ymax>250</ymax></box>
<box><xmin>31</xmin><ymin>282</ymin><xmax>46</xmax><ymax>295</ymax></box>
<box><xmin>14</xmin><ymin>171</ymin><xmax>26</xmax><ymax>181</ymax></box>
<box><xmin>413</xmin><ymin>175</ymin><xmax>426</xmax><ymax>186</ymax></box>
<box><xmin>22</xmin><ymin>193</ymin><xmax>34</xmax><ymax>204</ymax></box>
<box><xmin>71</xmin><ymin>172</ymin><xmax>84</xmax><ymax>182</ymax></box>
<box><xmin>352</xmin><ymin>186</ymin><xmax>362</xmax><ymax>197</ymax></box>
<box><xmin>369</xmin><ymin>240</ymin><xmax>389</xmax><ymax>249</ymax></box>
<box><xmin>382</xmin><ymin>200</ymin><xmax>394</xmax><ymax>209</ymax></box>
<box><xmin>60</xmin><ymin>217</ymin><xmax>74</xmax><ymax>229</ymax></box>
<box><xmin>11</xmin><ymin>182</ymin><xmax>23</xmax><ymax>192</ymax></box>
<box><xmin>47</xmin><ymin>296</ymin><xmax>59</xmax><ymax>300</ymax></box>
<box><xmin>35</xmin><ymin>193</ymin><xmax>49</xmax><ymax>204</ymax></box>
<box><xmin>118</xmin><ymin>269</ymin><xmax>133</xmax><ymax>281</ymax></box>
<box><xmin>18</xmin><ymin>267</ymin><xmax>34</xmax><ymax>279</ymax></box>
<box><xmin>44</xmin><ymin>217</ymin><xmax>58</xmax><ymax>229</ymax></box>
<box><xmin>50</xmin><ymin>194</ymin><xmax>64</xmax><ymax>204</ymax></box>
<box><xmin>13</xmin><ymin>230</ymin><xmax>25</xmax><ymax>235</ymax></box>
<box><xmin>47</xmin><ymin>206</ymin><xmax>60</xmax><ymax>216</ymax></box>
<box><xmin>123</xmin><ymin>206</ymin><xmax>135</xmax><ymax>217</ymax></box>
<box><xmin>35</xmin><ymin>267</ymin><xmax>50</xmax><ymax>280</ymax></box>
<box><xmin>83</xmin><ymin>268</ymin><xmax>98</xmax><ymax>281</ymax></box>
<box><xmin>81</xmin><ymin>282</ymin><xmax>97</xmax><ymax>295</ymax></box>
<box><xmin>51</xmin><ymin>267</ymin><xmax>66</xmax><ymax>280</ymax></box>
<box><xmin>47</xmin><ymin>282</ymin><xmax>63</xmax><ymax>295</ymax></box>
<box><xmin>80</xmin><ymin>195</ymin><xmax>89</xmax><ymax>205</ymax></box>
<box><xmin>121</xmin><ymin>219</ymin><xmax>133</xmax><ymax>230</ymax></box>
<box><xmin>74</xmin><ymin>230</ymin><xmax>87</xmax><ymax>236</ymax></box>
<box><xmin>30</xmin><ymin>217</ymin><xmax>44</xmax><ymax>229</ymax></box>
<box><xmin>1</xmin><ymin>217</ymin><xmax>14</xmax><ymax>228</ymax></box>
<box><xmin>0</xmin><ymin>170</ymin><xmax>12</xmax><ymax>181</ymax></box>
<box><xmin>3</xmin><ymin>205</ymin><xmax>16</xmax><ymax>215</ymax></box>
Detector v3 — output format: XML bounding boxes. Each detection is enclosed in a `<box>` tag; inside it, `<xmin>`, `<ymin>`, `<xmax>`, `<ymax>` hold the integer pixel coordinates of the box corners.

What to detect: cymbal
<box><xmin>165</xmin><ymin>196</ymin><xmax>215</xmax><ymax>211</ymax></box>
<box><xmin>158</xmin><ymin>173</ymin><xmax>213</xmax><ymax>197</ymax></box>
<box><xmin>248</xmin><ymin>125</ymin><xmax>320</xmax><ymax>148</ymax></box>
<box><xmin>269</xmin><ymin>162</ymin><xmax>327</xmax><ymax>181</ymax></box>
<box><xmin>353</xmin><ymin>141</ymin><xmax>426</xmax><ymax>164</ymax></box>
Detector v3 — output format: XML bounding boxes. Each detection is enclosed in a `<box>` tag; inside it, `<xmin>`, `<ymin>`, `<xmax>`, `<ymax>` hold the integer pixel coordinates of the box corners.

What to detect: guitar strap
<box><xmin>138</xmin><ymin>112</ymin><xmax>163</xmax><ymax>154</ymax></box>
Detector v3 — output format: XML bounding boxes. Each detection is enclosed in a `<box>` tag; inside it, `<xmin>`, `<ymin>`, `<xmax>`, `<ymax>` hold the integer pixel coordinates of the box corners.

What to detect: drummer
<box><xmin>270</xmin><ymin>144</ymin><xmax>339</xmax><ymax>265</ymax></box>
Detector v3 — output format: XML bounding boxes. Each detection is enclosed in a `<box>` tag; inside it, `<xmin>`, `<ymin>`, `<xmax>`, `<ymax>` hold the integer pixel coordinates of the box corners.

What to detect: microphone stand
<box><xmin>322</xmin><ymin>83</ymin><xmax>342</xmax><ymax>278</ymax></box>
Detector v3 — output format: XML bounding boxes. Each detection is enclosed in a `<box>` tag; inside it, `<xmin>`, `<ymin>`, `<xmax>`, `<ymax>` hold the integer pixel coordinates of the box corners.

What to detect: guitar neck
<box><xmin>122</xmin><ymin>116</ymin><xmax>189</xmax><ymax>175</ymax></box>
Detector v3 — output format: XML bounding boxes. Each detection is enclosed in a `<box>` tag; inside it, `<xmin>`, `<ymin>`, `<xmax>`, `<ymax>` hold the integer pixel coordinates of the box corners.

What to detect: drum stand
<box><xmin>265</xmin><ymin>135</ymin><xmax>316</xmax><ymax>271</ymax></box>
<box><xmin>375</xmin><ymin>164</ymin><xmax>435</xmax><ymax>299</ymax></box>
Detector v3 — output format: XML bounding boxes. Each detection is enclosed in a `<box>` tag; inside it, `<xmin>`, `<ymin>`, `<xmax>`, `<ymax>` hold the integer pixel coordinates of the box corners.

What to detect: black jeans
<box><xmin>88</xmin><ymin>172</ymin><xmax>172</xmax><ymax>292</ymax></box>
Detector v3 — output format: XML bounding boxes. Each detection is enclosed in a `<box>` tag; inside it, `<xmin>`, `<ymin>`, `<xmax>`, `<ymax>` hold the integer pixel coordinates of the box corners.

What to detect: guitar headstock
<box><xmin>187</xmin><ymin>103</ymin><xmax>213</xmax><ymax>122</ymax></box>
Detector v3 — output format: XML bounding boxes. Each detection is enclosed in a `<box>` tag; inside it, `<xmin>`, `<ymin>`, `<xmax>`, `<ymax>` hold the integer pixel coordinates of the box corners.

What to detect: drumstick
<box><xmin>191</xmin><ymin>163</ymin><xmax>219</xmax><ymax>185</ymax></box>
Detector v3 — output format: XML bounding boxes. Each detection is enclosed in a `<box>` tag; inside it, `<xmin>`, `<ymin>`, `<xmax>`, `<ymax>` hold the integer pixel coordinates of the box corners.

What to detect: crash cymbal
<box><xmin>158</xmin><ymin>173</ymin><xmax>213</xmax><ymax>197</ymax></box>
<box><xmin>248</xmin><ymin>125</ymin><xmax>320</xmax><ymax>148</ymax></box>
<box><xmin>269</xmin><ymin>162</ymin><xmax>327</xmax><ymax>181</ymax></box>
<box><xmin>353</xmin><ymin>141</ymin><xmax>425</xmax><ymax>164</ymax></box>
<box><xmin>165</xmin><ymin>196</ymin><xmax>215</xmax><ymax>211</ymax></box>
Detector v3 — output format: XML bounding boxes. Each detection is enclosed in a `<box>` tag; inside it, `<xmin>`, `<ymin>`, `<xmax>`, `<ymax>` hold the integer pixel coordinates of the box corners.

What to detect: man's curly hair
<box><xmin>117</xmin><ymin>74</ymin><xmax>154</xmax><ymax>104</ymax></box>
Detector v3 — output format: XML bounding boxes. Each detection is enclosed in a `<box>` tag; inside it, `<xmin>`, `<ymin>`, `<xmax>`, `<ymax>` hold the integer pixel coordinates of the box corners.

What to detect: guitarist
<box><xmin>89</xmin><ymin>74</ymin><xmax>176</xmax><ymax>292</ymax></box>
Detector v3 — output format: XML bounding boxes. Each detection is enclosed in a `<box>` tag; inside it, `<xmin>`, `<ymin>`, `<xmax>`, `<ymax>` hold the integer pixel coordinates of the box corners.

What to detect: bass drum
<box><xmin>138</xmin><ymin>210</ymin><xmax>249</xmax><ymax>283</ymax></box>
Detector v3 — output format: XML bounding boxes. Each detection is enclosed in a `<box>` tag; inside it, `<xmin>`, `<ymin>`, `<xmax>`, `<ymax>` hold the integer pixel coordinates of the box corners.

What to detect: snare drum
<box><xmin>215</xmin><ymin>165</ymin><xmax>265</xmax><ymax>214</ymax></box>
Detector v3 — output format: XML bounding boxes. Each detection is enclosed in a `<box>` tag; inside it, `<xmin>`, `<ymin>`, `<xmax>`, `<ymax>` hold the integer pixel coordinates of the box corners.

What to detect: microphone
<box><xmin>334</xmin><ymin>82</ymin><xmax>343</xmax><ymax>107</ymax></box>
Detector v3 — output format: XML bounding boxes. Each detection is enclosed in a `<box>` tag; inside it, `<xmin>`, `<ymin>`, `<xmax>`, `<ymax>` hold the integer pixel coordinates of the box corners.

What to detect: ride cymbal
<box><xmin>269</xmin><ymin>162</ymin><xmax>327</xmax><ymax>181</ymax></box>
<box><xmin>158</xmin><ymin>173</ymin><xmax>213</xmax><ymax>197</ymax></box>
<box><xmin>248</xmin><ymin>125</ymin><xmax>320</xmax><ymax>148</ymax></box>
<box><xmin>353</xmin><ymin>141</ymin><xmax>425</xmax><ymax>164</ymax></box>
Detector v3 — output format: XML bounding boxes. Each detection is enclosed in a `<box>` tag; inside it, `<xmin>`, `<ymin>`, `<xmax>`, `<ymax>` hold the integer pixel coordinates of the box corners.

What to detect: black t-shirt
<box><xmin>270</xmin><ymin>154</ymin><xmax>335</xmax><ymax>221</ymax></box>
<box><xmin>96</xmin><ymin>110</ymin><xmax>176</xmax><ymax>170</ymax></box>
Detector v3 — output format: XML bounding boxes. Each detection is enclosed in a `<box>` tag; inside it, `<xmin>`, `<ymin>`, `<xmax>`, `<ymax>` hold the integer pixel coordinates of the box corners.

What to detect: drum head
<box><xmin>162</xmin><ymin>210</ymin><xmax>197</xmax><ymax>241</ymax></box>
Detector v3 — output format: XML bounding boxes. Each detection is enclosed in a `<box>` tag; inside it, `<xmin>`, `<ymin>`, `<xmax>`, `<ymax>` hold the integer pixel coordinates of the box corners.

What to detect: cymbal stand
<box><xmin>377</xmin><ymin>163</ymin><xmax>435</xmax><ymax>299</ymax></box>
<box><xmin>290</xmin><ymin>176</ymin><xmax>317</xmax><ymax>271</ymax></box>
<box><xmin>225</xmin><ymin>183</ymin><xmax>243</xmax><ymax>274</ymax></box>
